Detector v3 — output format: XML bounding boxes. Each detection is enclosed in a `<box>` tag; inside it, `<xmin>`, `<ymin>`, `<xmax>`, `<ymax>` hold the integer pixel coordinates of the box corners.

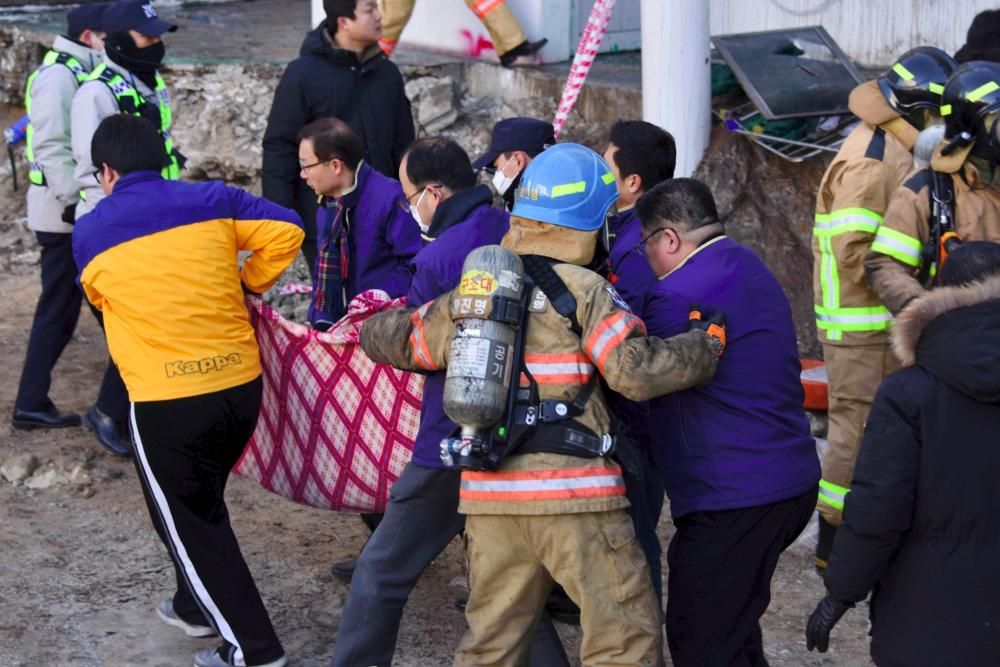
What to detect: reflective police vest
<box><xmin>25</xmin><ymin>50</ymin><xmax>91</xmax><ymax>187</ymax></box>
<box><xmin>86</xmin><ymin>63</ymin><xmax>181</xmax><ymax>180</ymax></box>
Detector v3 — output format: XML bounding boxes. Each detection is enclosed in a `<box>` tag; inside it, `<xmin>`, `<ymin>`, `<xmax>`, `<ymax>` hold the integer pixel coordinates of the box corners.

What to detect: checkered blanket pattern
<box><xmin>235</xmin><ymin>291</ymin><xmax>423</xmax><ymax>512</ymax></box>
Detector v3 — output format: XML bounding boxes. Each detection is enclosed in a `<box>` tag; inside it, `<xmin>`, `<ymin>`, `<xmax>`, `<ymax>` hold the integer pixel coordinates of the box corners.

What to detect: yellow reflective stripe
<box><xmin>815</xmin><ymin>305</ymin><xmax>893</xmax><ymax>332</ymax></box>
<box><xmin>892</xmin><ymin>62</ymin><xmax>915</xmax><ymax>81</ymax></box>
<box><xmin>817</xmin><ymin>234</ymin><xmax>839</xmax><ymax>310</ymax></box>
<box><xmin>928</xmin><ymin>82</ymin><xmax>944</xmax><ymax>95</ymax></box>
<box><xmin>818</xmin><ymin>479</ymin><xmax>849</xmax><ymax>511</ymax></box>
<box><xmin>871</xmin><ymin>226</ymin><xmax>922</xmax><ymax>267</ymax></box>
<box><xmin>89</xmin><ymin>66</ymin><xmax>180</xmax><ymax>180</ymax></box>
<box><xmin>24</xmin><ymin>69</ymin><xmax>38</xmax><ymax>170</ymax></box>
<box><xmin>813</xmin><ymin>208</ymin><xmax>882</xmax><ymax>236</ymax></box>
<box><xmin>968</xmin><ymin>81</ymin><xmax>1000</xmax><ymax>103</ymax></box>
<box><xmin>551</xmin><ymin>181</ymin><xmax>586</xmax><ymax>198</ymax></box>
<box><xmin>601</xmin><ymin>172</ymin><xmax>615</xmax><ymax>185</ymax></box>
<box><xmin>813</xmin><ymin>208</ymin><xmax>882</xmax><ymax>336</ymax></box>
<box><xmin>940</xmin><ymin>103</ymin><xmax>952</xmax><ymax>116</ymax></box>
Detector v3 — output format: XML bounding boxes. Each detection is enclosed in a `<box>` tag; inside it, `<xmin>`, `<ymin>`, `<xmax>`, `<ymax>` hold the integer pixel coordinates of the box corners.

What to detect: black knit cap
<box><xmin>955</xmin><ymin>9</ymin><xmax>1000</xmax><ymax>64</ymax></box>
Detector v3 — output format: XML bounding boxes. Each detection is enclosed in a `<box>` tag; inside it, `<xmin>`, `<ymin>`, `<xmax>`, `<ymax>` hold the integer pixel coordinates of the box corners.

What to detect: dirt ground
<box><xmin>0</xmin><ymin>224</ymin><xmax>874</xmax><ymax>666</ymax></box>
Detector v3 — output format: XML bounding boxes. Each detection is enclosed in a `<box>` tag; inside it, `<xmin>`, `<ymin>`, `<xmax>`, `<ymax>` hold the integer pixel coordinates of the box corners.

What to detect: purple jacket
<box><xmin>642</xmin><ymin>236</ymin><xmax>820</xmax><ymax>517</ymax></box>
<box><xmin>308</xmin><ymin>163</ymin><xmax>422</xmax><ymax>324</ymax></box>
<box><xmin>604</xmin><ymin>206</ymin><xmax>659</xmax><ymax>318</ymax></box>
<box><xmin>408</xmin><ymin>185</ymin><xmax>510</xmax><ymax>468</ymax></box>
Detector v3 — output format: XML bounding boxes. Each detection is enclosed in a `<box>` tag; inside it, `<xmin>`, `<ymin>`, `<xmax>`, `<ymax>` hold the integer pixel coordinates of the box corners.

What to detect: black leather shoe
<box><xmin>84</xmin><ymin>407</ymin><xmax>131</xmax><ymax>458</ymax></box>
<box><xmin>330</xmin><ymin>558</ymin><xmax>357</xmax><ymax>583</ymax></box>
<box><xmin>12</xmin><ymin>406</ymin><xmax>82</xmax><ymax>430</ymax></box>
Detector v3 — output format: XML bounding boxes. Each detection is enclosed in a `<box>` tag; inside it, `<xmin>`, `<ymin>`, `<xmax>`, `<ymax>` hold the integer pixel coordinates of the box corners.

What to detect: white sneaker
<box><xmin>193</xmin><ymin>645</ymin><xmax>288</xmax><ymax>667</ymax></box>
<box><xmin>156</xmin><ymin>599</ymin><xmax>218</xmax><ymax>638</ymax></box>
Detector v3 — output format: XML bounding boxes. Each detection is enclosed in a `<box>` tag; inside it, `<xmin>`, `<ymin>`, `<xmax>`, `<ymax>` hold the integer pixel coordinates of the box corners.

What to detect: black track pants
<box><xmin>130</xmin><ymin>376</ymin><xmax>283</xmax><ymax>666</ymax></box>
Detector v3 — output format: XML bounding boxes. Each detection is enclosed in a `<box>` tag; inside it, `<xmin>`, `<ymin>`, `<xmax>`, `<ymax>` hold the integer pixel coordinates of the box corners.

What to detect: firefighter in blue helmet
<box><xmin>359</xmin><ymin>143</ymin><xmax>726</xmax><ymax>665</ymax></box>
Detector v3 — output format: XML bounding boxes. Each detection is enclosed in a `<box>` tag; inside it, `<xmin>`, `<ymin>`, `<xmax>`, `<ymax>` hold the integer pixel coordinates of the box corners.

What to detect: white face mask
<box><xmin>410</xmin><ymin>188</ymin><xmax>430</xmax><ymax>233</ymax></box>
<box><xmin>491</xmin><ymin>156</ymin><xmax>517</xmax><ymax>196</ymax></box>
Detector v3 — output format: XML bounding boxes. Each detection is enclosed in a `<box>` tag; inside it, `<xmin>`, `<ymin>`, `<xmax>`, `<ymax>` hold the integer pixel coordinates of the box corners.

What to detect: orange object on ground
<box><xmin>800</xmin><ymin>359</ymin><xmax>829</xmax><ymax>411</ymax></box>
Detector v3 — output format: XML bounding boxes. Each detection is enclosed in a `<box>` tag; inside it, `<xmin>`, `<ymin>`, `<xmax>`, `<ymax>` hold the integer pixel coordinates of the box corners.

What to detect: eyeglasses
<box><xmin>299</xmin><ymin>158</ymin><xmax>335</xmax><ymax>172</ymax></box>
<box><xmin>634</xmin><ymin>226</ymin><xmax>674</xmax><ymax>255</ymax></box>
<box><xmin>396</xmin><ymin>184</ymin><xmax>441</xmax><ymax>212</ymax></box>
<box><xmin>92</xmin><ymin>169</ymin><xmax>103</xmax><ymax>185</ymax></box>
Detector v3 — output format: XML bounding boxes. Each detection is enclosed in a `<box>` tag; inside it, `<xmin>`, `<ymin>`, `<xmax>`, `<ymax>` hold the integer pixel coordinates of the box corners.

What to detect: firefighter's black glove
<box><xmin>688</xmin><ymin>304</ymin><xmax>726</xmax><ymax>357</ymax></box>
<box><xmin>61</xmin><ymin>204</ymin><xmax>75</xmax><ymax>224</ymax></box>
<box><xmin>806</xmin><ymin>595</ymin><xmax>853</xmax><ymax>653</ymax></box>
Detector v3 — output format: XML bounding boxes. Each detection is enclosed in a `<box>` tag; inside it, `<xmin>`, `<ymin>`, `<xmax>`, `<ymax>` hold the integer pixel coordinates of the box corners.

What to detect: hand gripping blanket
<box><xmin>235</xmin><ymin>291</ymin><xmax>423</xmax><ymax>512</ymax></box>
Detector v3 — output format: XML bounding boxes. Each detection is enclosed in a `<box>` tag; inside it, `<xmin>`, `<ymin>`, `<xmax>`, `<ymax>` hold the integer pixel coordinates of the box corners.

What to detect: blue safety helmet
<box><xmin>512</xmin><ymin>143</ymin><xmax>618</xmax><ymax>231</ymax></box>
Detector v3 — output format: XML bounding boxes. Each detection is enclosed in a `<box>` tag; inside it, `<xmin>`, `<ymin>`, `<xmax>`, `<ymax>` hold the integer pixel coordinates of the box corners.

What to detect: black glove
<box><xmin>806</xmin><ymin>595</ymin><xmax>853</xmax><ymax>653</ymax></box>
<box><xmin>688</xmin><ymin>304</ymin><xmax>726</xmax><ymax>357</ymax></box>
<box><xmin>61</xmin><ymin>204</ymin><xmax>76</xmax><ymax>224</ymax></box>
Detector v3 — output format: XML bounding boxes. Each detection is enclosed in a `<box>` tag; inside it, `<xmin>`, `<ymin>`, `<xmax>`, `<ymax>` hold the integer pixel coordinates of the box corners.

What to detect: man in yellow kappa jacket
<box><xmin>359</xmin><ymin>144</ymin><xmax>725</xmax><ymax>666</ymax></box>
<box><xmin>866</xmin><ymin>60</ymin><xmax>1000</xmax><ymax>315</ymax></box>
<box><xmin>812</xmin><ymin>47</ymin><xmax>955</xmax><ymax>568</ymax></box>
<box><xmin>73</xmin><ymin>115</ymin><xmax>303</xmax><ymax>667</ymax></box>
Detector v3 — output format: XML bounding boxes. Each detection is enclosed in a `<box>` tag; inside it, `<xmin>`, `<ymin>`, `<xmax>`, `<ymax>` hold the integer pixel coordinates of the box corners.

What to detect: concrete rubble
<box><xmin>0</xmin><ymin>452</ymin><xmax>39</xmax><ymax>484</ymax></box>
<box><xmin>1</xmin><ymin>452</ymin><xmax>94</xmax><ymax>494</ymax></box>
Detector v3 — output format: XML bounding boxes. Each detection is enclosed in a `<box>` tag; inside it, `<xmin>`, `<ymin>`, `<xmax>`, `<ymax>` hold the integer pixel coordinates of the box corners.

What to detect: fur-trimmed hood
<box><xmin>892</xmin><ymin>275</ymin><xmax>1000</xmax><ymax>403</ymax></box>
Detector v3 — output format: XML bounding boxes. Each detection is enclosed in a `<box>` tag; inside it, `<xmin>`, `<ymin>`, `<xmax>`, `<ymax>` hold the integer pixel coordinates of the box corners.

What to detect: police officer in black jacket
<box><xmin>262</xmin><ymin>0</ymin><xmax>414</xmax><ymax>273</ymax></box>
<box><xmin>807</xmin><ymin>241</ymin><xmax>1000</xmax><ymax>667</ymax></box>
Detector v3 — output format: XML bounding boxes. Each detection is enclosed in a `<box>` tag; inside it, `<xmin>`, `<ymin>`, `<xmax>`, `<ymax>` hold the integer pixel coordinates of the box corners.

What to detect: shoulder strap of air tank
<box><xmin>521</xmin><ymin>254</ymin><xmax>582</xmax><ymax>336</ymax></box>
<box><xmin>919</xmin><ymin>169</ymin><xmax>956</xmax><ymax>287</ymax></box>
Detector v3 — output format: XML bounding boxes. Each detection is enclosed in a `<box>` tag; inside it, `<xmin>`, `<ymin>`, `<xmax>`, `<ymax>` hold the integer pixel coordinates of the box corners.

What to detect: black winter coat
<box><xmin>824</xmin><ymin>275</ymin><xmax>1000</xmax><ymax>667</ymax></box>
<box><xmin>261</xmin><ymin>21</ymin><xmax>414</xmax><ymax>241</ymax></box>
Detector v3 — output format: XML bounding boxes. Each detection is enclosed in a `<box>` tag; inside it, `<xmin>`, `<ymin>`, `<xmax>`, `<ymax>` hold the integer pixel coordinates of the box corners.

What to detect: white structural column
<box><xmin>641</xmin><ymin>0</ymin><xmax>711</xmax><ymax>177</ymax></box>
<box><xmin>311</xmin><ymin>0</ymin><xmax>323</xmax><ymax>29</ymax></box>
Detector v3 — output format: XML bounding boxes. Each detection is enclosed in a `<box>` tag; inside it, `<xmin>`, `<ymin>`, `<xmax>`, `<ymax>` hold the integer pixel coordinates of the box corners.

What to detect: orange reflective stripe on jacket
<box><xmin>585</xmin><ymin>310</ymin><xmax>644</xmax><ymax>374</ymax></box>
<box><xmin>459</xmin><ymin>466</ymin><xmax>626</xmax><ymax>502</ymax></box>
<box><xmin>523</xmin><ymin>352</ymin><xmax>594</xmax><ymax>385</ymax></box>
<box><xmin>409</xmin><ymin>303</ymin><xmax>438</xmax><ymax>370</ymax></box>
<box><xmin>469</xmin><ymin>0</ymin><xmax>505</xmax><ymax>19</ymax></box>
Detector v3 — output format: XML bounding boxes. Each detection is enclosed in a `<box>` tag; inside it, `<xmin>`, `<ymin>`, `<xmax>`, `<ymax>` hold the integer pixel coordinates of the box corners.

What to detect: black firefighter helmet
<box><xmin>878</xmin><ymin>46</ymin><xmax>957</xmax><ymax>125</ymax></box>
<box><xmin>940</xmin><ymin>60</ymin><xmax>1000</xmax><ymax>161</ymax></box>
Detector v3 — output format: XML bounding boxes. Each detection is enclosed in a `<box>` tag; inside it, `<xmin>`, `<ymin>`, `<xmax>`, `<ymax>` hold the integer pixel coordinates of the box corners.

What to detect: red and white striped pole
<box><xmin>552</xmin><ymin>0</ymin><xmax>617</xmax><ymax>137</ymax></box>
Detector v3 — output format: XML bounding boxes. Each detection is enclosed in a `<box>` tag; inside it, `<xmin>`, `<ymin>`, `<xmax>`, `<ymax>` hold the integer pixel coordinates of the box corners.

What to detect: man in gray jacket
<box><xmin>12</xmin><ymin>4</ymin><xmax>109</xmax><ymax>435</ymax></box>
<box><xmin>67</xmin><ymin>0</ymin><xmax>182</xmax><ymax>455</ymax></box>
<box><xmin>72</xmin><ymin>0</ymin><xmax>182</xmax><ymax>216</ymax></box>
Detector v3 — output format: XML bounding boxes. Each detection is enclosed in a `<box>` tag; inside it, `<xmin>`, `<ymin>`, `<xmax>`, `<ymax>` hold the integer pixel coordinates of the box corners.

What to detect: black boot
<box><xmin>500</xmin><ymin>38</ymin><xmax>548</xmax><ymax>67</ymax></box>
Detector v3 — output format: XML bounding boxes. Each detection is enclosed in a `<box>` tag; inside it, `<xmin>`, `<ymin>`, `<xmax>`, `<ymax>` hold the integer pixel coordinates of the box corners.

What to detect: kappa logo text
<box><xmin>165</xmin><ymin>353</ymin><xmax>242</xmax><ymax>378</ymax></box>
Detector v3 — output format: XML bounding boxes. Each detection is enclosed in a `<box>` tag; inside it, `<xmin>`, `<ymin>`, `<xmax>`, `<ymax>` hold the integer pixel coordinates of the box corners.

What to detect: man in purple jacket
<box><xmin>635</xmin><ymin>178</ymin><xmax>820</xmax><ymax>667</ymax></box>
<box><xmin>600</xmin><ymin>119</ymin><xmax>678</xmax><ymax>607</ymax></box>
<box><xmin>332</xmin><ymin>137</ymin><xmax>568</xmax><ymax>666</ymax></box>
<box><xmin>298</xmin><ymin>117</ymin><xmax>422</xmax><ymax>331</ymax></box>
<box><xmin>298</xmin><ymin>116</ymin><xmax>423</xmax><ymax>580</ymax></box>
<box><xmin>602</xmin><ymin>119</ymin><xmax>677</xmax><ymax>317</ymax></box>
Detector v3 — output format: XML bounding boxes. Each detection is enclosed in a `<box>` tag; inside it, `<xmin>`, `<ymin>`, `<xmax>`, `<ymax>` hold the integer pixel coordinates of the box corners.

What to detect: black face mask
<box><xmin>106</xmin><ymin>31</ymin><xmax>165</xmax><ymax>81</ymax></box>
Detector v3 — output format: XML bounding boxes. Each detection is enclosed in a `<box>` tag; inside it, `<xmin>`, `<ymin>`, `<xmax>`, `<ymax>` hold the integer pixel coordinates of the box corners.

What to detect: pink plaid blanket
<box><xmin>235</xmin><ymin>291</ymin><xmax>423</xmax><ymax>512</ymax></box>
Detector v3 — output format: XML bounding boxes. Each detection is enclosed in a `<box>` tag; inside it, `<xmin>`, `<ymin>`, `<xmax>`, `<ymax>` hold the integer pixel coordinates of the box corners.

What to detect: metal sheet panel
<box><xmin>710</xmin><ymin>0</ymin><xmax>997</xmax><ymax>67</ymax></box>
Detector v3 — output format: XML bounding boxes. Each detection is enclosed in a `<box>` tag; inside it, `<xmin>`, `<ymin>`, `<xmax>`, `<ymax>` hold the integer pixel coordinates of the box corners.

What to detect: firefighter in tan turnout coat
<box><xmin>360</xmin><ymin>144</ymin><xmax>725</xmax><ymax>666</ymax></box>
<box><xmin>866</xmin><ymin>60</ymin><xmax>1000</xmax><ymax>314</ymax></box>
<box><xmin>812</xmin><ymin>47</ymin><xmax>956</xmax><ymax>566</ymax></box>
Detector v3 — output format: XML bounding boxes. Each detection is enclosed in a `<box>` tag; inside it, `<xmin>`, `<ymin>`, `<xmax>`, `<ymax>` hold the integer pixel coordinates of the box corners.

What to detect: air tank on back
<box><xmin>442</xmin><ymin>245</ymin><xmax>525</xmax><ymax>447</ymax></box>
